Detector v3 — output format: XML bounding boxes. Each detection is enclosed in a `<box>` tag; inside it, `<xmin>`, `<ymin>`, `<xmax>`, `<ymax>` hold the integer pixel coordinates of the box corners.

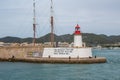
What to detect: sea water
<box><xmin>0</xmin><ymin>49</ymin><xmax>120</xmax><ymax>80</ymax></box>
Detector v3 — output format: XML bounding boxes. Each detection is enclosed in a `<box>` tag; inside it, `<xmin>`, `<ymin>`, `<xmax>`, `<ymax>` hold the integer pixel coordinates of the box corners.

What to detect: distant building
<box><xmin>44</xmin><ymin>42</ymin><xmax>56</xmax><ymax>47</ymax></box>
<box><xmin>57</xmin><ymin>42</ymin><xmax>69</xmax><ymax>47</ymax></box>
<box><xmin>20</xmin><ymin>42</ymin><xmax>29</xmax><ymax>46</ymax></box>
<box><xmin>0</xmin><ymin>42</ymin><xmax>4</xmax><ymax>47</ymax></box>
<box><xmin>0</xmin><ymin>42</ymin><xmax>11</xmax><ymax>47</ymax></box>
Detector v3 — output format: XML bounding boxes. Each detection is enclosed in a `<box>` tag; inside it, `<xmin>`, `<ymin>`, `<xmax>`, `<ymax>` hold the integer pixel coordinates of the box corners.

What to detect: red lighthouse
<box><xmin>74</xmin><ymin>24</ymin><xmax>82</xmax><ymax>47</ymax></box>
<box><xmin>74</xmin><ymin>24</ymin><xmax>81</xmax><ymax>35</ymax></box>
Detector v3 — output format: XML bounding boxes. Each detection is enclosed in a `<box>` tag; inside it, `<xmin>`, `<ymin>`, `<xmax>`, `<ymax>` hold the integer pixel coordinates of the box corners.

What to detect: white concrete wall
<box><xmin>42</xmin><ymin>48</ymin><xmax>92</xmax><ymax>58</ymax></box>
<box><xmin>74</xmin><ymin>35</ymin><xmax>82</xmax><ymax>47</ymax></box>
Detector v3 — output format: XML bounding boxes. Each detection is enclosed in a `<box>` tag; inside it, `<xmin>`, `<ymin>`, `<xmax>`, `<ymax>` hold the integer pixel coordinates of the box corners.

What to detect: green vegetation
<box><xmin>0</xmin><ymin>33</ymin><xmax>120</xmax><ymax>46</ymax></box>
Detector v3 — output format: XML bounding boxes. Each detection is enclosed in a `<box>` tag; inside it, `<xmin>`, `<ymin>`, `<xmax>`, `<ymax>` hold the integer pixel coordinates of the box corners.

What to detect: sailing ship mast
<box><xmin>32</xmin><ymin>0</ymin><xmax>54</xmax><ymax>46</ymax></box>
<box><xmin>33</xmin><ymin>0</ymin><xmax>36</xmax><ymax>46</ymax></box>
<box><xmin>50</xmin><ymin>0</ymin><xmax>54</xmax><ymax>47</ymax></box>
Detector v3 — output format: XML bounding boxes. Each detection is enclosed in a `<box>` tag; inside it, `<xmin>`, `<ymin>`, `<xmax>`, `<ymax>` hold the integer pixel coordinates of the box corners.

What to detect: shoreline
<box><xmin>0</xmin><ymin>57</ymin><xmax>107</xmax><ymax>64</ymax></box>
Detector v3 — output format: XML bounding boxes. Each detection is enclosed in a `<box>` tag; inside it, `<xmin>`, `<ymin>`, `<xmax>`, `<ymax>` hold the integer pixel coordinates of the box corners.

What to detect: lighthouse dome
<box><xmin>74</xmin><ymin>24</ymin><xmax>81</xmax><ymax>35</ymax></box>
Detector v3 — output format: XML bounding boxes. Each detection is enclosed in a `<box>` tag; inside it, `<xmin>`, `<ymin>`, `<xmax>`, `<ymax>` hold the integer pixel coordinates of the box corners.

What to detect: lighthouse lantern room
<box><xmin>74</xmin><ymin>24</ymin><xmax>83</xmax><ymax>48</ymax></box>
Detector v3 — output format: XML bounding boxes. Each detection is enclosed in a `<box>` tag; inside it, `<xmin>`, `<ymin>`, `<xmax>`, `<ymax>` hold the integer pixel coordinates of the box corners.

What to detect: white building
<box><xmin>42</xmin><ymin>24</ymin><xmax>92</xmax><ymax>58</ymax></box>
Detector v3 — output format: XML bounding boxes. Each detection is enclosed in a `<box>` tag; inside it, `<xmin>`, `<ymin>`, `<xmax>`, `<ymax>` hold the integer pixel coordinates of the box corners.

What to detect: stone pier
<box><xmin>0</xmin><ymin>46</ymin><xmax>43</xmax><ymax>59</ymax></box>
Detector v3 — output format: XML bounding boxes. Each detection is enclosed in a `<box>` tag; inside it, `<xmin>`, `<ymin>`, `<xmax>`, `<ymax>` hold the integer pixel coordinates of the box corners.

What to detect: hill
<box><xmin>0</xmin><ymin>33</ymin><xmax>120</xmax><ymax>46</ymax></box>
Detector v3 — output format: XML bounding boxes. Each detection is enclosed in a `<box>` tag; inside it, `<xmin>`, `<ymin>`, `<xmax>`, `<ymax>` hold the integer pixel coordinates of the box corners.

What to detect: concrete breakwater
<box><xmin>0</xmin><ymin>46</ymin><xmax>43</xmax><ymax>58</ymax></box>
<box><xmin>0</xmin><ymin>46</ymin><xmax>107</xmax><ymax>64</ymax></box>
<box><xmin>0</xmin><ymin>57</ymin><xmax>107</xmax><ymax>64</ymax></box>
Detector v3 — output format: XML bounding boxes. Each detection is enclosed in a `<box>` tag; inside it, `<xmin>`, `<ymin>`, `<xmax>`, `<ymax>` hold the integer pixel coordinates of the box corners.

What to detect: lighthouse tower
<box><xmin>74</xmin><ymin>24</ymin><xmax>82</xmax><ymax>47</ymax></box>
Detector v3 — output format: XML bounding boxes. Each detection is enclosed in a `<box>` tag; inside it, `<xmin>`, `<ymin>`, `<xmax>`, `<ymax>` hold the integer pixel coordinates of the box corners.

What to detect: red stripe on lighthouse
<box><xmin>74</xmin><ymin>24</ymin><xmax>81</xmax><ymax>35</ymax></box>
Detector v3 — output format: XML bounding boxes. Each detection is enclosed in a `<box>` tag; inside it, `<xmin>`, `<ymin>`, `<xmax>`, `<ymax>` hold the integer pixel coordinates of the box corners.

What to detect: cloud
<box><xmin>0</xmin><ymin>0</ymin><xmax>120</xmax><ymax>38</ymax></box>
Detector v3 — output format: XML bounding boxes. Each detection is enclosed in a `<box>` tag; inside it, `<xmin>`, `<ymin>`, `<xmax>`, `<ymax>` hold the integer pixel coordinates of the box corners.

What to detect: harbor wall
<box><xmin>0</xmin><ymin>46</ymin><xmax>43</xmax><ymax>59</ymax></box>
<box><xmin>0</xmin><ymin>57</ymin><xmax>107</xmax><ymax>64</ymax></box>
<box><xmin>0</xmin><ymin>46</ymin><xmax>107</xmax><ymax>64</ymax></box>
<box><xmin>43</xmin><ymin>48</ymin><xmax>92</xmax><ymax>58</ymax></box>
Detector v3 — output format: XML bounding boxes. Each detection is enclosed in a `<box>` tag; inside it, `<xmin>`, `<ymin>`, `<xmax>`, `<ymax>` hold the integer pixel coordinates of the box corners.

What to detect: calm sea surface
<box><xmin>0</xmin><ymin>49</ymin><xmax>120</xmax><ymax>80</ymax></box>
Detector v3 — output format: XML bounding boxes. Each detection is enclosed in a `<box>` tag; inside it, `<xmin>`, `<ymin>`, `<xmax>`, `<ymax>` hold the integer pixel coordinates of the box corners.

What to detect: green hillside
<box><xmin>0</xmin><ymin>33</ymin><xmax>120</xmax><ymax>46</ymax></box>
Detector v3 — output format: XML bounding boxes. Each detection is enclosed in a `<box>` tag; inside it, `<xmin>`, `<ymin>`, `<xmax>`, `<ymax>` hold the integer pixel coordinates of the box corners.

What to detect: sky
<box><xmin>0</xmin><ymin>0</ymin><xmax>120</xmax><ymax>38</ymax></box>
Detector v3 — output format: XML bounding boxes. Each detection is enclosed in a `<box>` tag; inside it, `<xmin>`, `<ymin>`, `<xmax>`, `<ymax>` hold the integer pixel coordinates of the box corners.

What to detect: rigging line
<box><xmin>15</xmin><ymin>1</ymin><xmax>32</xmax><ymax>39</ymax></box>
<box><xmin>36</xmin><ymin>0</ymin><xmax>50</xmax><ymax>38</ymax></box>
<box><xmin>33</xmin><ymin>0</ymin><xmax>37</xmax><ymax>46</ymax></box>
<box><xmin>50</xmin><ymin>0</ymin><xmax>54</xmax><ymax>46</ymax></box>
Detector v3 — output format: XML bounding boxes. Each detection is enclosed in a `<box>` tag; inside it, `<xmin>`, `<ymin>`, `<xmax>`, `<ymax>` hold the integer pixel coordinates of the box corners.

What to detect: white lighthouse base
<box><xmin>42</xmin><ymin>47</ymin><xmax>92</xmax><ymax>58</ymax></box>
<box><xmin>74</xmin><ymin>35</ymin><xmax>82</xmax><ymax>47</ymax></box>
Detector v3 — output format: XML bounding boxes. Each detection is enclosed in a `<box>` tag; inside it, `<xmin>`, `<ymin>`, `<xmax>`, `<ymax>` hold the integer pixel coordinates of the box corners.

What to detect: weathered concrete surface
<box><xmin>0</xmin><ymin>57</ymin><xmax>107</xmax><ymax>64</ymax></box>
<box><xmin>0</xmin><ymin>46</ymin><xmax>43</xmax><ymax>58</ymax></box>
<box><xmin>0</xmin><ymin>46</ymin><xmax>107</xmax><ymax>64</ymax></box>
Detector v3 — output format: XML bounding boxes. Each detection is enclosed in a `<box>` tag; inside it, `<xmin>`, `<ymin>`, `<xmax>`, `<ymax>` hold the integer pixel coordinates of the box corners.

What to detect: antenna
<box><xmin>50</xmin><ymin>0</ymin><xmax>54</xmax><ymax>47</ymax></box>
<box><xmin>33</xmin><ymin>0</ymin><xmax>36</xmax><ymax>46</ymax></box>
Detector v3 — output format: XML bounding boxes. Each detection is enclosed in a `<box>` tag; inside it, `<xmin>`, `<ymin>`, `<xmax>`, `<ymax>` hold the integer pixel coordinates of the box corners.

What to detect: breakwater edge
<box><xmin>0</xmin><ymin>46</ymin><xmax>106</xmax><ymax>64</ymax></box>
